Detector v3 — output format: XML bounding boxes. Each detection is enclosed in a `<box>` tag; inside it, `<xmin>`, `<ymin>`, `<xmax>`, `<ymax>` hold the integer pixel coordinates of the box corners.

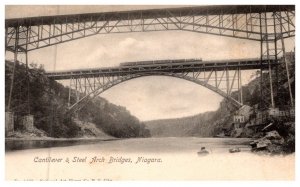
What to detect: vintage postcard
<box><xmin>4</xmin><ymin>5</ymin><xmax>295</xmax><ymax>180</ymax></box>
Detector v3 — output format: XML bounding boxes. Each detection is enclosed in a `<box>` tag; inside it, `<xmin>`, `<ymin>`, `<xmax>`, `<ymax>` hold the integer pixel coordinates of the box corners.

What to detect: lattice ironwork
<box><xmin>65</xmin><ymin>70</ymin><xmax>243</xmax><ymax>113</ymax></box>
<box><xmin>45</xmin><ymin>58</ymin><xmax>278</xmax><ymax>113</ymax></box>
<box><xmin>5</xmin><ymin>5</ymin><xmax>295</xmax><ymax>112</ymax></box>
<box><xmin>259</xmin><ymin>8</ymin><xmax>295</xmax><ymax>109</ymax></box>
<box><xmin>5</xmin><ymin>5</ymin><xmax>295</xmax><ymax>52</ymax></box>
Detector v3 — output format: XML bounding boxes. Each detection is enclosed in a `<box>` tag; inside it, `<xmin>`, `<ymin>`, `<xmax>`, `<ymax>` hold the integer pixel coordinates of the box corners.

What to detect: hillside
<box><xmin>5</xmin><ymin>60</ymin><xmax>150</xmax><ymax>138</ymax></box>
<box><xmin>145</xmin><ymin>112</ymin><xmax>215</xmax><ymax>137</ymax></box>
<box><xmin>145</xmin><ymin>101</ymin><xmax>234</xmax><ymax>137</ymax></box>
<box><xmin>145</xmin><ymin>55</ymin><xmax>295</xmax><ymax>138</ymax></box>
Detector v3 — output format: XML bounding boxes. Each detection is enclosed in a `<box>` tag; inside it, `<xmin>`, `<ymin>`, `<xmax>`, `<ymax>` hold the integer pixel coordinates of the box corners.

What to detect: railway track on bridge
<box><xmin>46</xmin><ymin>58</ymin><xmax>279</xmax><ymax>80</ymax></box>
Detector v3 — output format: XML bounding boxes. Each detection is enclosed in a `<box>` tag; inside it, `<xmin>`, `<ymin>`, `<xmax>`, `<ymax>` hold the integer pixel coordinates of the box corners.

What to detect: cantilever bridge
<box><xmin>5</xmin><ymin>5</ymin><xmax>295</xmax><ymax>114</ymax></box>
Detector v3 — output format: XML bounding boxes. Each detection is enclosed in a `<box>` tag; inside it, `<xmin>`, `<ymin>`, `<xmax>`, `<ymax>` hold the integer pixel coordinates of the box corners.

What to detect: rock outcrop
<box><xmin>250</xmin><ymin>130</ymin><xmax>285</xmax><ymax>154</ymax></box>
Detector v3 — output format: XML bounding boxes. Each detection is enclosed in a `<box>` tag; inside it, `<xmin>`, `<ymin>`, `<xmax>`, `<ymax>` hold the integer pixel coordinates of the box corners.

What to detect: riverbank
<box><xmin>5</xmin><ymin>137</ymin><xmax>117</xmax><ymax>141</ymax></box>
<box><xmin>6</xmin><ymin>119</ymin><xmax>115</xmax><ymax>140</ymax></box>
<box><xmin>5</xmin><ymin>137</ymin><xmax>119</xmax><ymax>152</ymax></box>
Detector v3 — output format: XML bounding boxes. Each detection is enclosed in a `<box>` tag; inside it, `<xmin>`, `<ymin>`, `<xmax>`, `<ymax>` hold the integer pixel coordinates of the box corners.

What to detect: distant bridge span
<box><xmin>45</xmin><ymin>58</ymin><xmax>279</xmax><ymax>112</ymax></box>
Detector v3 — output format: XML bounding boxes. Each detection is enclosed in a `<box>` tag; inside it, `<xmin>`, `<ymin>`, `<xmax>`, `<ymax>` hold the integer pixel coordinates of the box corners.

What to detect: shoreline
<box><xmin>5</xmin><ymin>136</ymin><xmax>252</xmax><ymax>141</ymax></box>
<box><xmin>5</xmin><ymin>137</ymin><xmax>118</xmax><ymax>141</ymax></box>
<box><xmin>5</xmin><ymin>137</ymin><xmax>294</xmax><ymax>155</ymax></box>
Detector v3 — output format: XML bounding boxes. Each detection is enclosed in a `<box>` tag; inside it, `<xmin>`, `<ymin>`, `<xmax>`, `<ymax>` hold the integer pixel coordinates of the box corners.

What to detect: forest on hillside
<box><xmin>5</xmin><ymin>60</ymin><xmax>150</xmax><ymax>138</ymax></box>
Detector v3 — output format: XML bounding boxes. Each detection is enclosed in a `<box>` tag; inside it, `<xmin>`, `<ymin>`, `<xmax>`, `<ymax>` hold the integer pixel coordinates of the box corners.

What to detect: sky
<box><xmin>5</xmin><ymin>5</ymin><xmax>295</xmax><ymax>121</ymax></box>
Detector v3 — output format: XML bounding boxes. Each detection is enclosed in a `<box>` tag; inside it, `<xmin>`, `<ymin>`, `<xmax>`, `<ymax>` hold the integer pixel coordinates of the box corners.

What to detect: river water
<box><xmin>5</xmin><ymin>137</ymin><xmax>294</xmax><ymax>180</ymax></box>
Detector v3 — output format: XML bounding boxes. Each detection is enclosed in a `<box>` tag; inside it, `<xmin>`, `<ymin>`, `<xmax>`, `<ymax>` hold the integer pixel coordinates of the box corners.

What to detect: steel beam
<box><xmin>5</xmin><ymin>6</ymin><xmax>295</xmax><ymax>52</ymax></box>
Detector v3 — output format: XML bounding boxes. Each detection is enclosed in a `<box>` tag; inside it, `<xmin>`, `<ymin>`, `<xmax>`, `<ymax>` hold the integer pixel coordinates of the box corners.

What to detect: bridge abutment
<box><xmin>5</xmin><ymin>112</ymin><xmax>14</xmax><ymax>136</ymax></box>
<box><xmin>20</xmin><ymin>115</ymin><xmax>34</xmax><ymax>131</ymax></box>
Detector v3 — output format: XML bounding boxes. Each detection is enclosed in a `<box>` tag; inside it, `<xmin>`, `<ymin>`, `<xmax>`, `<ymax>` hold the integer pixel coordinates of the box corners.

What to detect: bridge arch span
<box><xmin>68</xmin><ymin>71</ymin><xmax>243</xmax><ymax>113</ymax></box>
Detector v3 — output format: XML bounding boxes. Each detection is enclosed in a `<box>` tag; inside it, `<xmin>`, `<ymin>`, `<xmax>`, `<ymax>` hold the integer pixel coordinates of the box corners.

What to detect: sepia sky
<box><xmin>5</xmin><ymin>5</ymin><xmax>295</xmax><ymax>121</ymax></box>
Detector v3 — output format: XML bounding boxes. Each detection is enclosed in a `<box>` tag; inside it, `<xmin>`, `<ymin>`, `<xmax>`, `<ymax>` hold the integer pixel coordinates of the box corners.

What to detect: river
<box><xmin>5</xmin><ymin>137</ymin><xmax>294</xmax><ymax>180</ymax></box>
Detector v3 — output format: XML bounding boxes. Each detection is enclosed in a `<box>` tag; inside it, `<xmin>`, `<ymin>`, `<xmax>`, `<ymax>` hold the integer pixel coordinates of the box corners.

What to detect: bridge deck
<box><xmin>5</xmin><ymin>5</ymin><xmax>295</xmax><ymax>52</ymax></box>
<box><xmin>6</xmin><ymin>5</ymin><xmax>294</xmax><ymax>27</ymax></box>
<box><xmin>46</xmin><ymin>58</ymin><xmax>279</xmax><ymax>80</ymax></box>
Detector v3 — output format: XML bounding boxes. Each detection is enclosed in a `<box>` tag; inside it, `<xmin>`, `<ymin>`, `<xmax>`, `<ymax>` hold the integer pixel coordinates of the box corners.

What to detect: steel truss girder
<box><xmin>64</xmin><ymin>69</ymin><xmax>243</xmax><ymax>113</ymax></box>
<box><xmin>5</xmin><ymin>6</ymin><xmax>295</xmax><ymax>52</ymax></box>
<box><xmin>5</xmin><ymin>6</ymin><xmax>295</xmax><ymax>112</ymax></box>
<box><xmin>46</xmin><ymin>58</ymin><xmax>278</xmax><ymax>80</ymax></box>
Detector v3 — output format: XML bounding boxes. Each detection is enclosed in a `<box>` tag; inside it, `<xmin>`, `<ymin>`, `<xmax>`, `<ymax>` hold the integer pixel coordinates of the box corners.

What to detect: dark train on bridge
<box><xmin>120</xmin><ymin>58</ymin><xmax>202</xmax><ymax>67</ymax></box>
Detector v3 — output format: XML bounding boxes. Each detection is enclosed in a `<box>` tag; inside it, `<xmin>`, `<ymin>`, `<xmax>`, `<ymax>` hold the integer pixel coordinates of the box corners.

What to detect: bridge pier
<box><xmin>258</xmin><ymin>10</ymin><xmax>294</xmax><ymax>109</ymax></box>
<box><xmin>5</xmin><ymin>112</ymin><xmax>14</xmax><ymax>136</ymax></box>
<box><xmin>7</xmin><ymin>25</ymin><xmax>31</xmax><ymax>115</ymax></box>
<box><xmin>260</xmin><ymin>11</ymin><xmax>275</xmax><ymax>109</ymax></box>
<box><xmin>238</xmin><ymin>67</ymin><xmax>243</xmax><ymax>105</ymax></box>
<box><xmin>7</xmin><ymin>26</ymin><xmax>19</xmax><ymax>112</ymax></box>
<box><xmin>19</xmin><ymin>115</ymin><xmax>34</xmax><ymax>131</ymax></box>
<box><xmin>277</xmin><ymin>11</ymin><xmax>294</xmax><ymax>107</ymax></box>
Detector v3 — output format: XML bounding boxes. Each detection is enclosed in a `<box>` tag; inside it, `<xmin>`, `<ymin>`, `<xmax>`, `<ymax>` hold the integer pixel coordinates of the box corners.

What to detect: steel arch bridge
<box><xmin>5</xmin><ymin>5</ymin><xmax>295</xmax><ymax>113</ymax></box>
<box><xmin>46</xmin><ymin>58</ymin><xmax>278</xmax><ymax>113</ymax></box>
<box><xmin>67</xmin><ymin>72</ymin><xmax>244</xmax><ymax>113</ymax></box>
